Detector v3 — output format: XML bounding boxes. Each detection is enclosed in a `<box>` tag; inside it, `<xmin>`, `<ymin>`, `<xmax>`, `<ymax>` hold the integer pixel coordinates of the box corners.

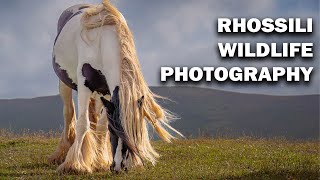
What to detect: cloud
<box><xmin>0</xmin><ymin>0</ymin><xmax>100</xmax><ymax>98</ymax></box>
<box><xmin>119</xmin><ymin>0</ymin><xmax>319</xmax><ymax>95</ymax></box>
<box><xmin>0</xmin><ymin>0</ymin><xmax>318</xmax><ymax>98</ymax></box>
<box><xmin>0</xmin><ymin>31</ymin><xmax>16</xmax><ymax>49</ymax></box>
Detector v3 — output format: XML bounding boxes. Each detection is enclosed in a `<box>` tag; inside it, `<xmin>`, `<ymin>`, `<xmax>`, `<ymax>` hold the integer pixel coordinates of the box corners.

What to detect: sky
<box><xmin>0</xmin><ymin>0</ymin><xmax>318</xmax><ymax>98</ymax></box>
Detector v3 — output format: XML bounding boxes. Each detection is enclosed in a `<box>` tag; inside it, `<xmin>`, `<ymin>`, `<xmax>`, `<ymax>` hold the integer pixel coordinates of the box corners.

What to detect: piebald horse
<box><xmin>49</xmin><ymin>1</ymin><xmax>182</xmax><ymax>173</ymax></box>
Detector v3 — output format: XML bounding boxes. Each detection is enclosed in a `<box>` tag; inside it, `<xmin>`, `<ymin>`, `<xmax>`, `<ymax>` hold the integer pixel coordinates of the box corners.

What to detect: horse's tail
<box><xmin>82</xmin><ymin>0</ymin><xmax>183</xmax><ymax>165</ymax></box>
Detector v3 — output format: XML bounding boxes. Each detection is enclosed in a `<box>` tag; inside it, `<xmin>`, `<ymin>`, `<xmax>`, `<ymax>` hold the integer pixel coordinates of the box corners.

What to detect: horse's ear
<box><xmin>100</xmin><ymin>97</ymin><xmax>115</xmax><ymax>114</ymax></box>
<box><xmin>138</xmin><ymin>95</ymin><xmax>144</xmax><ymax>108</ymax></box>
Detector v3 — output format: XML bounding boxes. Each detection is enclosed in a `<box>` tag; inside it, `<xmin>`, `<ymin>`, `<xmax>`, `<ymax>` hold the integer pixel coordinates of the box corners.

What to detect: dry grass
<box><xmin>0</xmin><ymin>130</ymin><xmax>319</xmax><ymax>179</ymax></box>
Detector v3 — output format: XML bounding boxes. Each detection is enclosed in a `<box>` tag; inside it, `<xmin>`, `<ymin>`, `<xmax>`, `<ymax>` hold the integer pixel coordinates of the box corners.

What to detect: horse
<box><xmin>49</xmin><ymin>0</ymin><xmax>183</xmax><ymax>173</ymax></box>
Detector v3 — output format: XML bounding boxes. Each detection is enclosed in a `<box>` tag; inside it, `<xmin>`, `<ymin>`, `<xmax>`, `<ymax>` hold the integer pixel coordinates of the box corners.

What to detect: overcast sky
<box><xmin>0</xmin><ymin>0</ymin><xmax>318</xmax><ymax>98</ymax></box>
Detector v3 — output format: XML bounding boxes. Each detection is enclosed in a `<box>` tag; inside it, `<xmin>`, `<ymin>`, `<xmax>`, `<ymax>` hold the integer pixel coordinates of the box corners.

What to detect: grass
<box><xmin>0</xmin><ymin>132</ymin><xmax>319</xmax><ymax>179</ymax></box>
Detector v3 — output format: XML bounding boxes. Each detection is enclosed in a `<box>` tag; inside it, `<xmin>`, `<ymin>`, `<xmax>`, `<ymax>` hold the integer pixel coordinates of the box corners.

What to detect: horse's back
<box><xmin>53</xmin><ymin>4</ymin><xmax>121</xmax><ymax>93</ymax></box>
<box><xmin>57</xmin><ymin>4</ymin><xmax>91</xmax><ymax>31</ymax></box>
<box><xmin>55</xmin><ymin>4</ymin><xmax>91</xmax><ymax>44</ymax></box>
<box><xmin>53</xmin><ymin>4</ymin><xmax>92</xmax><ymax>90</ymax></box>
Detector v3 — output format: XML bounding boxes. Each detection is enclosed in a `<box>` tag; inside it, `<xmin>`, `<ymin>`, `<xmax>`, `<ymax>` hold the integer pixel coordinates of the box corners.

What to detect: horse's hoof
<box><xmin>48</xmin><ymin>142</ymin><xmax>72</xmax><ymax>165</ymax></box>
<box><xmin>48</xmin><ymin>155</ymin><xmax>65</xmax><ymax>165</ymax></box>
<box><xmin>57</xmin><ymin>161</ymin><xmax>92</xmax><ymax>174</ymax></box>
<box><xmin>48</xmin><ymin>149</ymin><xmax>68</xmax><ymax>165</ymax></box>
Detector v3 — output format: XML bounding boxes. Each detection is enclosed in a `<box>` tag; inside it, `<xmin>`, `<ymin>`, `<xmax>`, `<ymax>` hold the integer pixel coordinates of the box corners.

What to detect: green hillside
<box><xmin>0</xmin><ymin>132</ymin><xmax>319</xmax><ymax>179</ymax></box>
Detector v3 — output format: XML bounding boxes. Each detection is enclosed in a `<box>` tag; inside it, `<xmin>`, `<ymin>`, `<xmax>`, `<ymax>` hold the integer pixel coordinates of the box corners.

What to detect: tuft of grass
<box><xmin>0</xmin><ymin>133</ymin><xmax>319</xmax><ymax>179</ymax></box>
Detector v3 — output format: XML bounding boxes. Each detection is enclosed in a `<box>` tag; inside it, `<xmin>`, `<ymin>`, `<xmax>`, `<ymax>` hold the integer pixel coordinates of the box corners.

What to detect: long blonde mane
<box><xmin>81</xmin><ymin>0</ymin><xmax>183</xmax><ymax>165</ymax></box>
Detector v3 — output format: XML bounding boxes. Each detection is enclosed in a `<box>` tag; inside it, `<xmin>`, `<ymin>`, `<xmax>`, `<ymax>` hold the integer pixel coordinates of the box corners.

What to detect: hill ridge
<box><xmin>0</xmin><ymin>87</ymin><xmax>318</xmax><ymax>139</ymax></box>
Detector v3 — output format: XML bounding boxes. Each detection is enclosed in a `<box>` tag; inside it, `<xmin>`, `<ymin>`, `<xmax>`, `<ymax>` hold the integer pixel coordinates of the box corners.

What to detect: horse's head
<box><xmin>100</xmin><ymin>87</ymin><xmax>143</xmax><ymax>173</ymax></box>
<box><xmin>109</xmin><ymin>128</ymin><xmax>130</xmax><ymax>173</ymax></box>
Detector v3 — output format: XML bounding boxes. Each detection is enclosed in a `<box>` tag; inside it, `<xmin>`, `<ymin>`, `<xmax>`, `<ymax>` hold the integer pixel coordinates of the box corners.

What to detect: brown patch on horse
<box><xmin>89</xmin><ymin>97</ymin><xmax>98</xmax><ymax>130</ymax></box>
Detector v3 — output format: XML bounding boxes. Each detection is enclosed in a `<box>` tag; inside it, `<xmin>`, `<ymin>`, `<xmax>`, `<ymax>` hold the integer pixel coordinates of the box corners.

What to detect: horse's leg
<box><xmin>48</xmin><ymin>80</ymin><xmax>76</xmax><ymax>165</ymax></box>
<box><xmin>95</xmin><ymin>95</ymin><xmax>112</xmax><ymax>170</ymax></box>
<box><xmin>89</xmin><ymin>93</ymin><xmax>99</xmax><ymax>130</ymax></box>
<box><xmin>58</xmin><ymin>83</ymin><xmax>98</xmax><ymax>173</ymax></box>
<box><xmin>88</xmin><ymin>92</ymin><xmax>112</xmax><ymax>170</ymax></box>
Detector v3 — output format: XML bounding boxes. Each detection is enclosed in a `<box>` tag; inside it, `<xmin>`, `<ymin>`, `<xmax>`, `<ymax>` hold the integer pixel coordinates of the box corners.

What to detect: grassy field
<box><xmin>0</xmin><ymin>133</ymin><xmax>319</xmax><ymax>179</ymax></box>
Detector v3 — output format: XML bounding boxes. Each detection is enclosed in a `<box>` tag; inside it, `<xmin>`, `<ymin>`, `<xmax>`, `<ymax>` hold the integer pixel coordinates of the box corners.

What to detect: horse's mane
<box><xmin>81</xmin><ymin>0</ymin><xmax>183</xmax><ymax>165</ymax></box>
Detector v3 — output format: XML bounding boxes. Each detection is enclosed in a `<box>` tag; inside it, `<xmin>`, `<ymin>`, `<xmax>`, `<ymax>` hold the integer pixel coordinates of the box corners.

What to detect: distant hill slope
<box><xmin>0</xmin><ymin>87</ymin><xmax>318</xmax><ymax>139</ymax></box>
<box><xmin>152</xmin><ymin>87</ymin><xmax>319</xmax><ymax>139</ymax></box>
<box><xmin>0</xmin><ymin>96</ymin><xmax>63</xmax><ymax>132</ymax></box>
